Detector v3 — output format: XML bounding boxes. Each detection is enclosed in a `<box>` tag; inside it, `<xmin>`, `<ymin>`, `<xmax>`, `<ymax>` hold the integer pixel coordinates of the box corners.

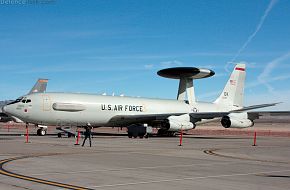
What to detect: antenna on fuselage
<box><xmin>157</xmin><ymin>67</ymin><xmax>215</xmax><ymax>104</ymax></box>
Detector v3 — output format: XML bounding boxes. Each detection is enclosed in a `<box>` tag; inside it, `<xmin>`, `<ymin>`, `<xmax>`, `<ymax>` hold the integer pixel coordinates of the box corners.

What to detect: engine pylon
<box><xmin>157</xmin><ymin>67</ymin><xmax>215</xmax><ymax>104</ymax></box>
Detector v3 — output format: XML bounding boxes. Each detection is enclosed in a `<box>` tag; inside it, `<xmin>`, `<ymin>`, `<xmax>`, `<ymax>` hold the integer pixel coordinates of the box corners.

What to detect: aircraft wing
<box><xmin>189</xmin><ymin>103</ymin><xmax>282</xmax><ymax>119</ymax></box>
<box><xmin>108</xmin><ymin>102</ymin><xmax>286</xmax><ymax>126</ymax></box>
<box><xmin>189</xmin><ymin>110</ymin><xmax>290</xmax><ymax>120</ymax></box>
<box><xmin>189</xmin><ymin>112</ymin><xmax>228</xmax><ymax>119</ymax></box>
<box><xmin>230</xmin><ymin>103</ymin><xmax>281</xmax><ymax>112</ymax></box>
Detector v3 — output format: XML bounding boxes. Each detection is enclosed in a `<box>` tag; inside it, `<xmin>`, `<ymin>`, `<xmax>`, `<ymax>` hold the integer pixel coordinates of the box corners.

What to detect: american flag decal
<box><xmin>230</xmin><ymin>80</ymin><xmax>236</xmax><ymax>85</ymax></box>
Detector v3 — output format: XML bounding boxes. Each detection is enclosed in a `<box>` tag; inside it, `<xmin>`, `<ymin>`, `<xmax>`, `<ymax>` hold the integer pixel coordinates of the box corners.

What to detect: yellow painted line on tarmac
<box><xmin>0</xmin><ymin>155</ymin><xmax>93</xmax><ymax>190</ymax></box>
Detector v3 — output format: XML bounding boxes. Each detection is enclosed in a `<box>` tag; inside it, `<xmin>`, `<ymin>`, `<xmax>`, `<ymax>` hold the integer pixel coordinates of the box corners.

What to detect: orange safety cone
<box><xmin>179</xmin><ymin>128</ymin><xmax>183</xmax><ymax>146</ymax></box>
<box><xmin>252</xmin><ymin>131</ymin><xmax>257</xmax><ymax>146</ymax></box>
<box><xmin>25</xmin><ymin>123</ymin><xmax>29</xmax><ymax>143</ymax></box>
<box><xmin>74</xmin><ymin>130</ymin><xmax>80</xmax><ymax>145</ymax></box>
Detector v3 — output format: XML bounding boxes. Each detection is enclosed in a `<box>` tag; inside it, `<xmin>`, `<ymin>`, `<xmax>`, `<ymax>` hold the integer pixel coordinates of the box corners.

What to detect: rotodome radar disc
<box><xmin>157</xmin><ymin>67</ymin><xmax>215</xmax><ymax>79</ymax></box>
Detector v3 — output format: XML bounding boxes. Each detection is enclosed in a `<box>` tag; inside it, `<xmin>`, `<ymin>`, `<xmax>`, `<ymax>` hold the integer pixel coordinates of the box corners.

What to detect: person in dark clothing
<box><xmin>82</xmin><ymin>124</ymin><xmax>92</xmax><ymax>147</ymax></box>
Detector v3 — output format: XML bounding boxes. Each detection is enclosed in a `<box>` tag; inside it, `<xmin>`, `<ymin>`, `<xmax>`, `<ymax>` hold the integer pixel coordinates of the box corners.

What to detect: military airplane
<box><xmin>2</xmin><ymin>64</ymin><xmax>289</xmax><ymax>137</ymax></box>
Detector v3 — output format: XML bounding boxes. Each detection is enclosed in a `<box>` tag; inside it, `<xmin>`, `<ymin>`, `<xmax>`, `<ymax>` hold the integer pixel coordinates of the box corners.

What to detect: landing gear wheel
<box><xmin>139</xmin><ymin>133</ymin><xmax>146</xmax><ymax>138</ymax></box>
<box><xmin>57</xmin><ymin>133</ymin><xmax>62</xmax><ymax>138</ymax></box>
<box><xmin>128</xmin><ymin>132</ymin><xmax>133</xmax><ymax>138</ymax></box>
<box><xmin>37</xmin><ymin>128</ymin><xmax>47</xmax><ymax>136</ymax></box>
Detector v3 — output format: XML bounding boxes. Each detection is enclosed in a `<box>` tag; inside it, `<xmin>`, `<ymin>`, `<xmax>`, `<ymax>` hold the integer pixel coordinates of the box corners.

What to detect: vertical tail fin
<box><xmin>214</xmin><ymin>64</ymin><xmax>246</xmax><ymax>107</ymax></box>
<box><xmin>28</xmin><ymin>78</ymin><xmax>48</xmax><ymax>94</ymax></box>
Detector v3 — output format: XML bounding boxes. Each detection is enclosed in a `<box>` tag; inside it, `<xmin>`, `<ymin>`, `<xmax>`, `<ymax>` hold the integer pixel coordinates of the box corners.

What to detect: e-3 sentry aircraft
<box><xmin>2</xmin><ymin>64</ymin><xmax>288</xmax><ymax>137</ymax></box>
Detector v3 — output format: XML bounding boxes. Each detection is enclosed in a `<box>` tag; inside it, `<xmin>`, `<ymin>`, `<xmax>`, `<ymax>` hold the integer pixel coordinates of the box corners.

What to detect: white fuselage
<box><xmin>3</xmin><ymin>92</ymin><xmax>231</xmax><ymax>127</ymax></box>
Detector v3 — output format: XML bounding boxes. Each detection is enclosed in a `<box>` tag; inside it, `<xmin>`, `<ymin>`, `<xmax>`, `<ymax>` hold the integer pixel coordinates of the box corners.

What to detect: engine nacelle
<box><xmin>165</xmin><ymin>114</ymin><xmax>195</xmax><ymax>131</ymax></box>
<box><xmin>221</xmin><ymin>113</ymin><xmax>254</xmax><ymax>128</ymax></box>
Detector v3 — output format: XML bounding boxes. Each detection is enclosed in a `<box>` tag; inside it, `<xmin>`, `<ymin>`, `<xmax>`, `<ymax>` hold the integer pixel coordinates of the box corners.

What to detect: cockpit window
<box><xmin>6</xmin><ymin>97</ymin><xmax>31</xmax><ymax>105</ymax></box>
<box><xmin>20</xmin><ymin>98</ymin><xmax>32</xmax><ymax>103</ymax></box>
<box><xmin>21</xmin><ymin>97</ymin><xmax>27</xmax><ymax>103</ymax></box>
<box><xmin>7</xmin><ymin>97</ymin><xmax>23</xmax><ymax>105</ymax></box>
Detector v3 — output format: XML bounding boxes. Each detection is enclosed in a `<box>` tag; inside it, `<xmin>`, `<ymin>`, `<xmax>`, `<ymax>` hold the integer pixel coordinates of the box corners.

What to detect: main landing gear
<box><xmin>127</xmin><ymin>125</ymin><xmax>152</xmax><ymax>138</ymax></box>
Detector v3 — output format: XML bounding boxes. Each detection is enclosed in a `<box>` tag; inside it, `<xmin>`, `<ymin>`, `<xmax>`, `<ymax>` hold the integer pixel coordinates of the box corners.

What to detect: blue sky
<box><xmin>0</xmin><ymin>0</ymin><xmax>290</xmax><ymax>110</ymax></box>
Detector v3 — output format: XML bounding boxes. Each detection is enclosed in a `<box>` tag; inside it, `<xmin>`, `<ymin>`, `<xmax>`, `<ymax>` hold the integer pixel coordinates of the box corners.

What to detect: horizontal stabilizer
<box><xmin>230</xmin><ymin>102</ymin><xmax>281</xmax><ymax>112</ymax></box>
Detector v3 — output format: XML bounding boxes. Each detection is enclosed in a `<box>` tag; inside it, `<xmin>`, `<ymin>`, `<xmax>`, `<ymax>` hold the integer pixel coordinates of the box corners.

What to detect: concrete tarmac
<box><xmin>0</xmin><ymin>134</ymin><xmax>290</xmax><ymax>190</ymax></box>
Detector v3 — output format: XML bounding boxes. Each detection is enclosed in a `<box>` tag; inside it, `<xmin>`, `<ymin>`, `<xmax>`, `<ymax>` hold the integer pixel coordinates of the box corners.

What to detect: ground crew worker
<box><xmin>82</xmin><ymin>124</ymin><xmax>92</xmax><ymax>147</ymax></box>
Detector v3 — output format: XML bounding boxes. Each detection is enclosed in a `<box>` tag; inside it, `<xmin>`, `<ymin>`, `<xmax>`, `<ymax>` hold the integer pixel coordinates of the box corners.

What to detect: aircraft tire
<box><xmin>37</xmin><ymin>128</ymin><xmax>47</xmax><ymax>136</ymax></box>
<box><xmin>128</xmin><ymin>132</ymin><xmax>133</xmax><ymax>138</ymax></box>
<box><xmin>139</xmin><ymin>133</ymin><xmax>145</xmax><ymax>138</ymax></box>
<box><xmin>37</xmin><ymin>129</ymin><xmax>40</xmax><ymax>136</ymax></box>
<box><xmin>57</xmin><ymin>133</ymin><xmax>62</xmax><ymax>138</ymax></box>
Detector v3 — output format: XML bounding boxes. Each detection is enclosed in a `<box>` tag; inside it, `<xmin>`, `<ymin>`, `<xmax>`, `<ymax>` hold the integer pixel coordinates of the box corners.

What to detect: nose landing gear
<box><xmin>36</xmin><ymin>125</ymin><xmax>47</xmax><ymax>136</ymax></box>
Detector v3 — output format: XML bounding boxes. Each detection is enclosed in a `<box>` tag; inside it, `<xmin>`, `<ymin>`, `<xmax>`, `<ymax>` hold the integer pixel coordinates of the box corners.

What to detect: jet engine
<box><xmin>164</xmin><ymin>114</ymin><xmax>195</xmax><ymax>131</ymax></box>
<box><xmin>221</xmin><ymin>113</ymin><xmax>254</xmax><ymax>128</ymax></box>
